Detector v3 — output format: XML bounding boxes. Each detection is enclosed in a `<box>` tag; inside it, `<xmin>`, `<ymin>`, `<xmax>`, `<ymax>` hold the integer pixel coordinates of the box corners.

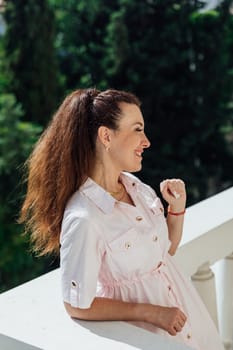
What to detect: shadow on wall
<box><xmin>74</xmin><ymin>319</ymin><xmax>192</xmax><ymax>350</ymax></box>
<box><xmin>0</xmin><ymin>334</ymin><xmax>42</xmax><ymax>350</ymax></box>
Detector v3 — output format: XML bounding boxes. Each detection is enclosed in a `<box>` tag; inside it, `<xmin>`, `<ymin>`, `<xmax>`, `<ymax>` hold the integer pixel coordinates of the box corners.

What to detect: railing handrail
<box><xmin>175</xmin><ymin>187</ymin><xmax>233</xmax><ymax>277</ymax></box>
<box><xmin>181</xmin><ymin>187</ymin><xmax>233</xmax><ymax>245</ymax></box>
<box><xmin>1</xmin><ymin>187</ymin><xmax>232</xmax><ymax>349</ymax></box>
<box><xmin>0</xmin><ymin>269</ymin><xmax>192</xmax><ymax>350</ymax></box>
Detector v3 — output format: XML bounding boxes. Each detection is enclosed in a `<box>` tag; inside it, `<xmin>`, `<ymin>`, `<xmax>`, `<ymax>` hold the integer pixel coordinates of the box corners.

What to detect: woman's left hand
<box><xmin>160</xmin><ymin>179</ymin><xmax>186</xmax><ymax>211</ymax></box>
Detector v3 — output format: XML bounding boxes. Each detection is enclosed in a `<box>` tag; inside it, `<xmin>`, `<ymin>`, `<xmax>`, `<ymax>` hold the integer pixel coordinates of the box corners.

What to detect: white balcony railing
<box><xmin>175</xmin><ymin>186</ymin><xmax>233</xmax><ymax>350</ymax></box>
<box><xmin>0</xmin><ymin>187</ymin><xmax>232</xmax><ymax>350</ymax></box>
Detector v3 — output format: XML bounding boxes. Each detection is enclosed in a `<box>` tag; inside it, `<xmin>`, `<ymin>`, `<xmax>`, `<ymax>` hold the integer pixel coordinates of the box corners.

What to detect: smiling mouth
<box><xmin>135</xmin><ymin>151</ymin><xmax>143</xmax><ymax>158</ymax></box>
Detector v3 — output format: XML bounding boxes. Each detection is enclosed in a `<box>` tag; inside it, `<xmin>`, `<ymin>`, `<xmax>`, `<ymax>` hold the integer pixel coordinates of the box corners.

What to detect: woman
<box><xmin>20</xmin><ymin>88</ymin><xmax>224</xmax><ymax>350</ymax></box>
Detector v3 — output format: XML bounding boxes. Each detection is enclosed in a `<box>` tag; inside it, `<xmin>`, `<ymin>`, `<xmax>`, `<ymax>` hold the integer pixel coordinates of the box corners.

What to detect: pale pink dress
<box><xmin>60</xmin><ymin>172</ymin><xmax>224</xmax><ymax>350</ymax></box>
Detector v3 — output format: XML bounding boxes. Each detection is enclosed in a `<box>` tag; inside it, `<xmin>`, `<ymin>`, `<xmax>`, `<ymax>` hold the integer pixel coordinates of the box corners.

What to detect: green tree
<box><xmin>49</xmin><ymin>0</ymin><xmax>118</xmax><ymax>91</ymax></box>
<box><xmin>103</xmin><ymin>0</ymin><xmax>233</xmax><ymax>204</ymax></box>
<box><xmin>1</xmin><ymin>0</ymin><xmax>232</xmax><ymax>291</ymax></box>
<box><xmin>0</xmin><ymin>94</ymin><xmax>53</xmax><ymax>292</ymax></box>
<box><xmin>50</xmin><ymin>0</ymin><xmax>233</xmax><ymax>204</ymax></box>
<box><xmin>3</xmin><ymin>0</ymin><xmax>59</xmax><ymax>125</ymax></box>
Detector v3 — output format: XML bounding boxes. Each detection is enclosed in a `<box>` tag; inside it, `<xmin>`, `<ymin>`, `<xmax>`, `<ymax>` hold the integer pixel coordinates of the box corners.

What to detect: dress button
<box><xmin>168</xmin><ymin>285</ymin><xmax>171</xmax><ymax>291</ymax></box>
<box><xmin>132</xmin><ymin>182</ymin><xmax>135</xmax><ymax>186</ymax></box>
<box><xmin>71</xmin><ymin>280</ymin><xmax>77</xmax><ymax>287</ymax></box>
<box><xmin>136</xmin><ymin>216</ymin><xmax>143</xmax><ymax>221</ymax></box>
<box><xmin>187</xmin><ymin>333</ymin><xmax>191</xmax><ymax>339</ymax></box>
<box><xmin>152</xmin><ymin>235</ymin><xmax>158</xmax><ymax>242</ymax></box>
<box><xmin>125</xmin><ymin>242</ymin><xmax>131</xmax><ymax>249</ymax></box>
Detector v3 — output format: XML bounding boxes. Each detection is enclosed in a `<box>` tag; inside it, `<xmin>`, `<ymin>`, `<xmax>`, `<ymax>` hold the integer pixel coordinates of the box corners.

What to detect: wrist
<box><xmin>142</xmin><ymin>304</ymin><xmax>160</xmax><ymax>324</ymax></box>
<box><xmin>168</xmin><ymin>204</ymin><xmax>186</xmax><ymax>213</ymax></box>
<box><xmin>138</xmin><ymin>303</ymin><xmax>153</xmax><ymax>323</ymax></box>
<box><xmin>167</xmin><ymin>206</ymin><xmax>186</xmax><ymax>216</ymax></box>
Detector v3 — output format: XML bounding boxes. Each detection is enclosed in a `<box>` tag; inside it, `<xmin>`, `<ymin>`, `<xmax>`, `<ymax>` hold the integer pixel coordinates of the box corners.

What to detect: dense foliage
<box><xmin>50</xmin><ymin>0</ymin><xmax>233</xmax><ymax>201</ymax></box>
<box><xmin>3</xmin><ymin>0</ymin><xmax>59</xmax><ymax>124</ymax></box>
<box><xmin>0</xmin><ymin>93</ymin><xmax>49</xmax><ymax>291</ymax></box>
<box><xmin>0</xmin><ymin>0</ymin><xmax>232</xmax><ymax>291</ymax></box>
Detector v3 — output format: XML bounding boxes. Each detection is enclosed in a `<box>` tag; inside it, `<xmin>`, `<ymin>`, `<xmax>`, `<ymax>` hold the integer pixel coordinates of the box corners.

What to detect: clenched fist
<box><xmin>145</xmin><ymin>304</ymin><xmax>187</xmax><ymax>336</ymax></box>
<box><xmin>156</xmin><ymin>305</ymin><xmax>187</xmax><ymax>336</ymax></box>
<box><xmin>160</xmin><ymin>179</ymin><xmax>186</xmax><ymax>212</ymax></box>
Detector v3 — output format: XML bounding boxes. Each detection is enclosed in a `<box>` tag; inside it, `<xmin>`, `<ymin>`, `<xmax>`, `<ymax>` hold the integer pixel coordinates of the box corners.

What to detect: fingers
<box><xmin>173</xmin><ymin>317</ymin><xmax>186</xmax><ymax>332</ymax></box>
<box><xmin>160</xmin><ymin>179</ymin><xmax>185</xmax><ymax>197</ymax></box>
<box><xmin>151</xmin><ymin>305</ymin><xmax>187</xmax><ymax>337</ymax></box>
<box><xmin>167</xmin><ymin>307</ymin><xmax>187</xmax><ymax>336</ymax></box>
<box><xmin>160</xmin><ymin>179</ymin><xmax>186</xmax><ymax>207</ymax></box>
<box><xmin>173</xmin><ymin>323</ymin><xmax>182</xmax><ymax>332</ymax></box>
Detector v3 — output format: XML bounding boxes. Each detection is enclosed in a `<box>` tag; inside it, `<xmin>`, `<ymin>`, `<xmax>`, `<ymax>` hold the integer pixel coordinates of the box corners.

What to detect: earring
<box><xmin>105</xmin><ymin>146</ymin><xmax>110</xmax><ymax>152</ymax></box>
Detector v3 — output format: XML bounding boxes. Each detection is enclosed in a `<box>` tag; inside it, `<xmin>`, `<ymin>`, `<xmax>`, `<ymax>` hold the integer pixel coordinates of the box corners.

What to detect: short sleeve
<box><xmin>60</xmin><ymin>211</ymin><xmax>105</xmax><ymax>309</ymax></box>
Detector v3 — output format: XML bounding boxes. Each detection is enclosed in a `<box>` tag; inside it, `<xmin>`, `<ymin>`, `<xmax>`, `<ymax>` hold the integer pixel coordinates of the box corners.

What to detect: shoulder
<box><xmin>63</xmin><ymin>187</ymin><xmax>100</xmax><ymax>222</ymax></box>
<box><xmin>60</xmin><ymin>191</ymin><xmax>100</xmax><ymax>244</ymax></box>
<box><xmin>122</xmin><ymin>172</ymin><xmax>158</xmax><ymax>198</ymax></box>
<box><xmin>62</xmin><ymin>191</ymin><xmax>89</xmax><ymax>226</ymax></box>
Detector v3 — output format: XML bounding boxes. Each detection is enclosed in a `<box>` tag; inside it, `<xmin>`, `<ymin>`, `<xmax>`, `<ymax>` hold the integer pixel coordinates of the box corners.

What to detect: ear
<box><xmin>97</xmin><ymin>126</ymin><xmax>111</xmax><ymax>148</ymax></box>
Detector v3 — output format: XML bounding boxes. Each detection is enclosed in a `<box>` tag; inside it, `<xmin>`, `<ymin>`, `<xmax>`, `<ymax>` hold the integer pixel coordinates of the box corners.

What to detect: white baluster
<box><xmin>191</xmin><ymin>261</ymin><xmax>219</xmax><ymax>328</ymax></box>
<box><xmin>218</xmin><ymin>253</ymin><xmax>233</xmax><ymax>350</ymax></box>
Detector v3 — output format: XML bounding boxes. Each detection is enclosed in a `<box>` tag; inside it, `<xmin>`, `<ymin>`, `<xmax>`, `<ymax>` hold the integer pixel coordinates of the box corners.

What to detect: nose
<box><xmin>142</xmin><ymin>133</ymin><xmax>150</xmax><ymax>148</ymax></box>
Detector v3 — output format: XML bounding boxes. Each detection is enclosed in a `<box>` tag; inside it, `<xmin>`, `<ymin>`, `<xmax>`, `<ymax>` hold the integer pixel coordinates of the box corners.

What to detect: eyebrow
<box><xmin>133</xmin><ymin>122</ymin><xmax>144</xmax><ymax>127</ymax></box>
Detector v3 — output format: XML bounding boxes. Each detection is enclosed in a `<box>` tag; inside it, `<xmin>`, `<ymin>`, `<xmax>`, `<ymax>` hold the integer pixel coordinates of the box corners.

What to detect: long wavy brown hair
<box><xmin>19</xmin><ymin>88</ymin><xmax>140</xmax><ymax>256</ymax></box>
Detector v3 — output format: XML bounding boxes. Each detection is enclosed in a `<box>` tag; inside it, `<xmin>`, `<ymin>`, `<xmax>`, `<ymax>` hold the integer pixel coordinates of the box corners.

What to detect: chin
<box><xmin>124</xmin><ymin>163</ymin><xmax>142</xmax><ymax>173</ymax></box>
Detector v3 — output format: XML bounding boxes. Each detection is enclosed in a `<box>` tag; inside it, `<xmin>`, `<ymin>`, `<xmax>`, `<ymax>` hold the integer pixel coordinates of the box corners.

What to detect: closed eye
<box><xmin>135</xmin><ymin>128</ymin><xmax>144</xmax><ymax>132</ymax></box>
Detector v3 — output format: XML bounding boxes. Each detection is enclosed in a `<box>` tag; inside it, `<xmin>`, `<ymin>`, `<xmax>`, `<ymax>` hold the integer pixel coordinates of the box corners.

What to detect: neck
<box><xmin>89</xmin><ymin>161</ymin><xmax>122</xmax><ymax>193</ymax></box>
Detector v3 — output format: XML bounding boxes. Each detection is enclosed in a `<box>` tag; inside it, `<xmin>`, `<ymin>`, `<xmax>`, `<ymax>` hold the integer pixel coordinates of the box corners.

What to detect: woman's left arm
<box><xmin>160</xmin><ymin>179</ymin><xmax>186</xmax><ymax>256</ymax></box>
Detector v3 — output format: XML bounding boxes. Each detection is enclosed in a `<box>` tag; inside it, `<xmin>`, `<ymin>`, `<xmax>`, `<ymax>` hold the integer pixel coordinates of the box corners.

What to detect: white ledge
<box><xmin>181</xmin><ymin>187</ymin><xmax>232</xmax><ymax>244</ymax></box>
<box><xmin>0</xmin><ymin>269</ymin><xmax>192</xmax><ymax>350</ymax></box>
<box><xmin>1</xmin><ymin>188</ymin><xmax>232</xmax><ymax>350</ymax></box>
<box><xmin>175</xmin><ymin>187</ymin><xmax>233</xmax><ymax>276</ymax></box>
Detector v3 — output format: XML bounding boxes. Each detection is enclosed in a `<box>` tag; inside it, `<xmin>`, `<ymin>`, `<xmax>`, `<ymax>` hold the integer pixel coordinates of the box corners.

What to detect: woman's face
<box><xmin>108</xmin><ymin>102</ymin><xmax>150</xmax><ymax>172</ymax></box>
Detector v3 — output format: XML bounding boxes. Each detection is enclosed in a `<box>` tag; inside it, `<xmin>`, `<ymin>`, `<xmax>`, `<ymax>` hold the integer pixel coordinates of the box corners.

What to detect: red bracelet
<box><xmin>167</xmin><ymin>208</ymin><xmax>186</xmax><ymax>216</ymax></box>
